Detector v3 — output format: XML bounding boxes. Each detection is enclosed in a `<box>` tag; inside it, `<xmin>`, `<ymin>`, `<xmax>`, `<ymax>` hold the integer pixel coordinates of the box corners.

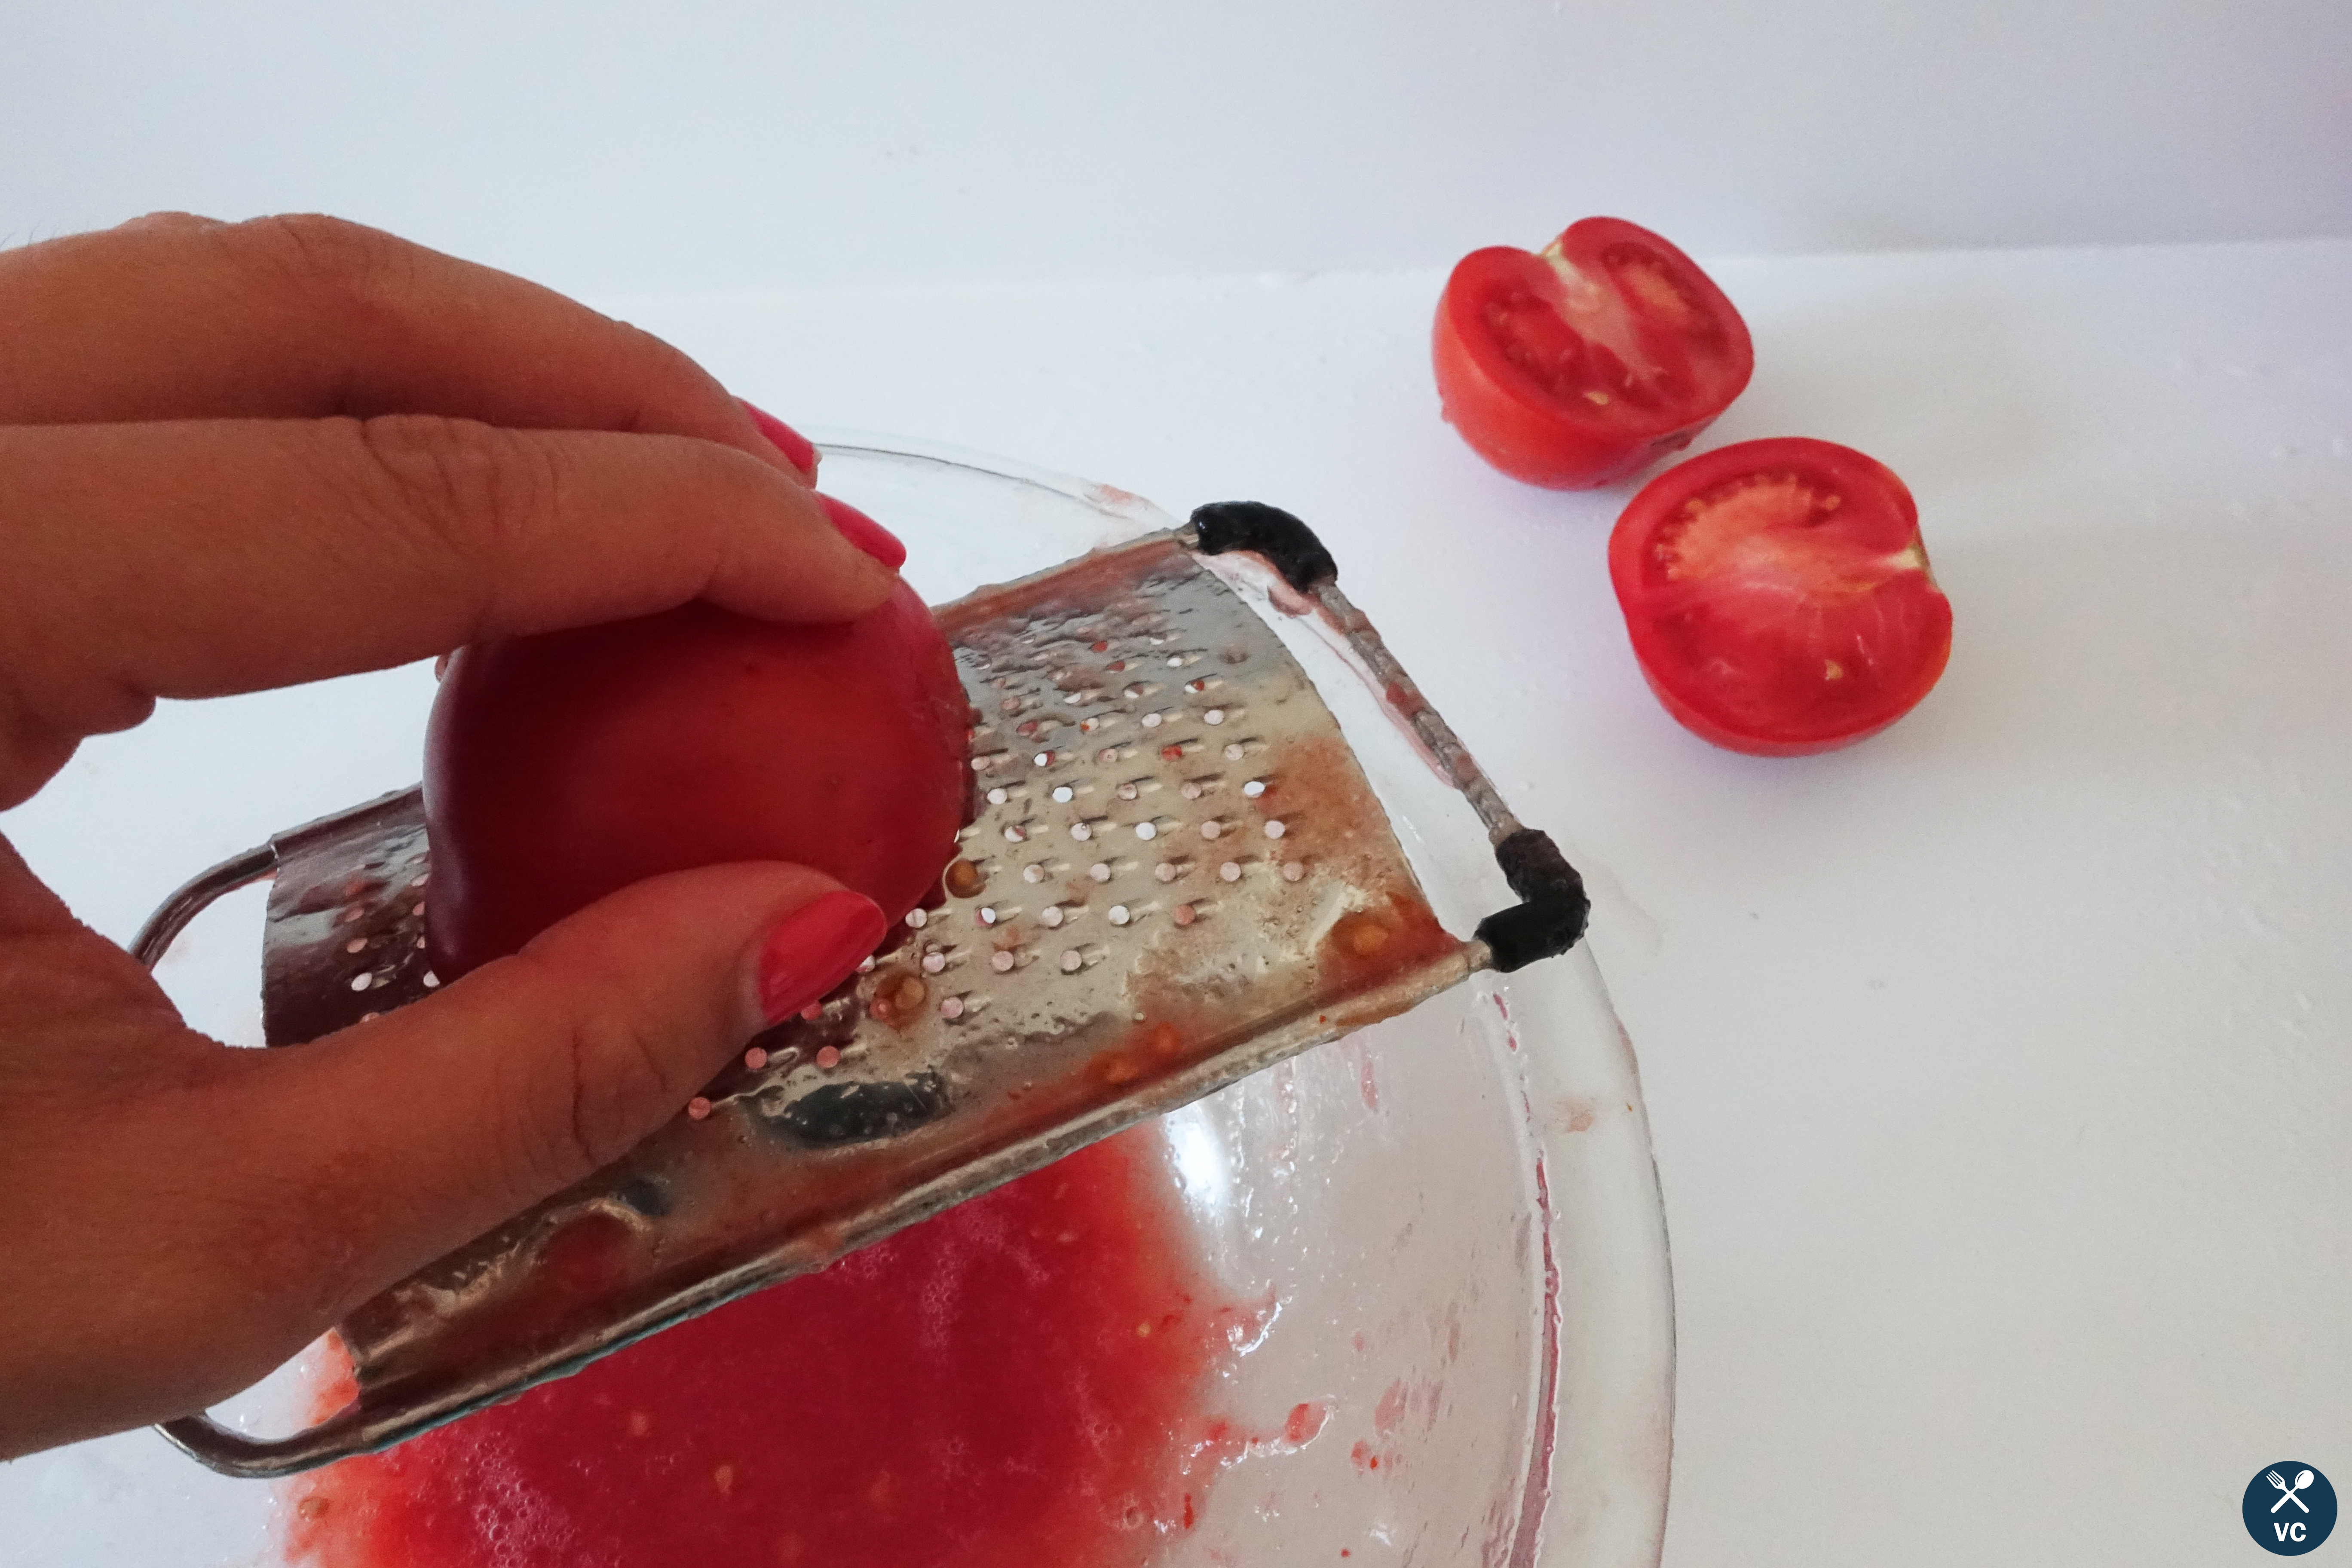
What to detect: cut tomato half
<box><xmin>1607</xmin><ymin>438</ymin><xmax>1952</xmax><ymax>755</ymax></box>
<box><xmin>1433</xmin><ymin>217</ymin><xmax>1753</xmax><ymax>489</ymax></box>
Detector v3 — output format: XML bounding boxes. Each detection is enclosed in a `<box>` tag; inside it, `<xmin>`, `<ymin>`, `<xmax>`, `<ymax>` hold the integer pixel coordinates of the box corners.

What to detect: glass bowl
<box><xmin>0</xmin><ymin>440</ymin><xmax>1674</xmax><ymax>1568</ymax></box>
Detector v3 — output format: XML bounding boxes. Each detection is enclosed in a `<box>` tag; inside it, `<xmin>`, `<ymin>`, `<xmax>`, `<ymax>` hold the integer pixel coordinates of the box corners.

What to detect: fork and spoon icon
<box><xmin>2270</xmin><ymin>1469</ymin><xmax>2316</xmax><ymax>1513</ymax></box>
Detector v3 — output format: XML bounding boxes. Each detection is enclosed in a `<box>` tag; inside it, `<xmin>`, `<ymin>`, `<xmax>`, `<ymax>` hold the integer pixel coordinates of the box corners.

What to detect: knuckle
<box><xmin>540</xmin><ymin>1012</ymin><xmax>683</xmax><ymax>1183</ymax></box>
<box><xmin>348</xmin><ymin>413</ymin><xmax>565</xmax><ymax>572</ymax></box>
<box><xmin>603</xmin><ymin>321</ymin><xmax>722</xmax><ymax>426</ymax></box>
<box><xmin>114</xmin><ymin>209</ymin><xmax>224</xmax><ymax>234</ymax></box>
<box><xmin>227</xmin><ymin>212</ymin><xmax>404</xmax><ymax>310</ymax></box>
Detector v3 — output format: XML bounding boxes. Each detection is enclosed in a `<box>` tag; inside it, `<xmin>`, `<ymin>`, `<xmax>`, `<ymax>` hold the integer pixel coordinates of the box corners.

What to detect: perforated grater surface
<box><xmin>135</xmin><ymin>493</ymin><xmax>1589</xmax><ymax>1478</ymax></box>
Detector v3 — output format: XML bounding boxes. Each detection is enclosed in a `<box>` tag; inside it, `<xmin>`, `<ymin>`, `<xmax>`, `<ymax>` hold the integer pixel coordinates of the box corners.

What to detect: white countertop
<box><xmin>5</xmin><ymin>235</ymin><xmax>2349</xmax><ymax>1563</ymax></box>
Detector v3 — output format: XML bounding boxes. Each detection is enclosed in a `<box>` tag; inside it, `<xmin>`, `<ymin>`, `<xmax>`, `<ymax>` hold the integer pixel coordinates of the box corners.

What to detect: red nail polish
<box><xmin>818</xmin><ymin>493</ymin><xmax>909</xmax><ymax>571</ymax></box>
<box><xmin>740</xmin><ymin>400</ymin><xmax>819</xmax><ymax>480</ymax></box>
<box><xmin>756</xmin><ymin>890</ymin><xmax>888</xmax><ymax>1025</ymax></box>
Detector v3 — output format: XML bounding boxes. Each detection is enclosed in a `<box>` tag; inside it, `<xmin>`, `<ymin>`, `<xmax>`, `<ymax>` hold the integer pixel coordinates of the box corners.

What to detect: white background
<box><xmin>5</xmin><ymin>4</ymin><xmax>2352</xmax><ymax>1565</ymax></box>
<box><xmin>4</xmin><ymin>0</ymin><xmax>2348</xmax><ymax>290</ymax></box>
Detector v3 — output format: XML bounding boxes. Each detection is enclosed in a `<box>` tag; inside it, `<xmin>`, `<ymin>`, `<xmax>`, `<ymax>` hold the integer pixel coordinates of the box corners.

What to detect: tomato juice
<box><xmin>284</xmin><ymin>1129</ymin><xmax>1232</xmax><ymax>1568</ymax></box>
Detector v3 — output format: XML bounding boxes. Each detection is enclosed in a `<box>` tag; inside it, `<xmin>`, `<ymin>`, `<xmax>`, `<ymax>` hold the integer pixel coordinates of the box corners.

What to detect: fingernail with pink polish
<box><xmin>818</xmin><ymin>493</ymin><xmax>908</xmax><ymax>571</ymax></box>
<box><xmin>740</xmin><ymin>400</ymin><xmax>819</xmax><ymax>480</ymax></box>
<box><xmin>755</xmin><ymin>890</ymin><xmax>888</xmax><ymax>1026</ymax></box>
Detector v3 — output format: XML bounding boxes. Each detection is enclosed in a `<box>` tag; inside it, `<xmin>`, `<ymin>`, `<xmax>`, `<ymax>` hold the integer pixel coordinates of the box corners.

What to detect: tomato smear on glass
<box><xmin>1607</xmin><ymin>437</ymin><xmax>1952</xmax><ymax>756</ymax></box>
<box><xmin>1433</xmin><ymin>217</ymin><xmax>1753</xmax><ymax>489</ymax></box>
<box><xmin>282</xmin><ymin>1130</ymin><xmax>1231</xmax><ymax>1568</ymax></box>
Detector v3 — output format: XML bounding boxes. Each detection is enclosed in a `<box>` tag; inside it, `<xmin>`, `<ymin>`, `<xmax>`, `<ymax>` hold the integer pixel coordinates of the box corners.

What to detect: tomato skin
<box><xmin>1433</xmin><ymin>218</ymin><xmax>1753</xmax><ymax>489</ymax></box>
<box><xmin>423</xmin><ymin>582</ymin><xmax>969</xmax><ymax>980</ymax></box>
<box><xmin>1607</xmin><ymin>438</ymin><xmax>1952</xmax><ymax>756</ymax></box>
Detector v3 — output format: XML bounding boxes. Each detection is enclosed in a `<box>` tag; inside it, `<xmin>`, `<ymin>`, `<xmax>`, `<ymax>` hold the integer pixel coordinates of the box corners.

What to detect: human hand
<box><xmin>0</xmin><ymin>214</ymin><xmax>897</xmax><ymax>1458</ymax></box>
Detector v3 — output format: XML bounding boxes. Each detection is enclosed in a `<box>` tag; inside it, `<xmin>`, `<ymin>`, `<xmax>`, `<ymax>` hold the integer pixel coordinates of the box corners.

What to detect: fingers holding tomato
<box><xmin>423</xmin><ymin>580</ymin><xmax>970</xmax><ymax>981</ymax></box>
<box><xmin>1433</xmin><ymin>217</ymin><xmax>1753</xmax><ymax>489</ymax></box>
<box><xmin>1606</xmin><ymin>438</ymin><xmax>1952</xmax><ymax>756</ymax></box>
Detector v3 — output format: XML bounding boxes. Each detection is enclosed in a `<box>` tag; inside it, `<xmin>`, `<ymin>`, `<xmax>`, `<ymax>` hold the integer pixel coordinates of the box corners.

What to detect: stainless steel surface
<box><xmin>128</xmin><ymin>843</ymin><xmax>274</xmax><ymax>970</ymax></box>
<box><xmin>1307</xmin><ymin>580</ymin><xmax>1522</xmax><ymax>846</ymax></box>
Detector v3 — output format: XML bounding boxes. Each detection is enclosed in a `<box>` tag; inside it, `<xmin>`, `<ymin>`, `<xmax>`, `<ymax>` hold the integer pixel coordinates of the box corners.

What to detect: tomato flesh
<box><xmin>1607</xmin><ymin>438</ymin><xmax>1951</xmax><ymax>755</ymax></box>
<box><xmin>424</xmin><ymin>578</ymin><xmax>970</xmax><ymax>979</ymax></box>
<box><xmin>1433</xmin><ymin>217</ymin><xmax>1753</xmax><ymax>489</ymax></box>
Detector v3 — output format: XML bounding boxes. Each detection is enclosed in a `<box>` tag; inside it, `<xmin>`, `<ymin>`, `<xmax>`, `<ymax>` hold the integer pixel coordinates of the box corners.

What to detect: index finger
<box><xmin>0</xmin><ymin>213</ymin><xmax>811</xmax><ymax>482</ymax></box>
<box><xmin>0</xmin><ymin>417</ymin><xmax>897</xmax><ymax>808</ymax></box>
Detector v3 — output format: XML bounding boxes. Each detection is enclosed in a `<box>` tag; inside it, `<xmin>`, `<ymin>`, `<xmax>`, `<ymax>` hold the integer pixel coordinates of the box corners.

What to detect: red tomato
<box><xmin>1433</xmin><ymin>217</ymin><xmax>1753</xmax><ymax>489</ymax></box>
<box><xmin>423</xmin><ymin>580</ymin><xmax>969</xmax><ymax>980</ymax></box>
<box><xmin>1607</xmin><ymin>438</ymin><xmax>1952</xmax><ymax>756</ymax></box>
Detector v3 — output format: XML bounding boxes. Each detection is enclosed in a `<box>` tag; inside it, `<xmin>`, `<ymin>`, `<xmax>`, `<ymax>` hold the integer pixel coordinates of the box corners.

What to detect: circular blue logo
<box><xmin>2245</xmin><ymin>1463</ymin><xmax>2336</xmax><ymax>1555</ymax></box>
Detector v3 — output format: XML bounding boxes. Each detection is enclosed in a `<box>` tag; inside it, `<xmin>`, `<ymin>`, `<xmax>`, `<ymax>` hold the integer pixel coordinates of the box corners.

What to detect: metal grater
<box><xmin>134</xmin><ymin>498</ymin><xmax>1588</xmax><ymax>1478</ymax></box>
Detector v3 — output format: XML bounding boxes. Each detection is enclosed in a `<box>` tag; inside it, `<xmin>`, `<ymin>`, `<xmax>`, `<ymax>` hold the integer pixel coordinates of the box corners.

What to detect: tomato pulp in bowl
<box><xmin>0</xmin><ymin>443</ymin><xmax>1675</xmax><ymax>1568</ymax></box>
<box><xmin>268</xmin><ymin>974</ymin><xmax>1651</xmax><ymax>1568</ymax></box>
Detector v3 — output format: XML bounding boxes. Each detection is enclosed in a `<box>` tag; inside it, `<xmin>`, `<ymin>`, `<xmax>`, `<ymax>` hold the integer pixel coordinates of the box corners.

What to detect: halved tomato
<box><xmin>1607</xmin><ymin>438</ymin><xmax>1952</xmax><ymax>756</ymax></box>
<box><xmin>1433</xmin><ymin>217</ymin><xmax>1753</xmax><ymax>489</ymax></box>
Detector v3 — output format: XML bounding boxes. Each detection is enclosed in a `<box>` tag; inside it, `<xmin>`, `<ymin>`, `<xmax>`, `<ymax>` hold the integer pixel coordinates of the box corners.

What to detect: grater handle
<box><xmin>1187</xmin><ymin>500</ymin><xmax>1591</xmax><ymax>975</ymax></box>
<box><xmin>1474</xmin><ymin>827</ymin><xmax>1591</xmax><ymax>973</ymax></box>
<box><xmin>129</xmin><ymin>842</ymin><xmax>276</xmax><ymax>968</ymax></box>
<box><xmin>1187</xmin><ymin>500</ymin><xmax>1338</xmax><ymax>592</ymax></box>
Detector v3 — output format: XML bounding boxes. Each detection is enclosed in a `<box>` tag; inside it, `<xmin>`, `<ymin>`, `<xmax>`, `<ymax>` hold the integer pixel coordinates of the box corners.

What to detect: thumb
<box><xmin>245</xmin><ymin>864</ymin><xmax>886</xmax><ymax>1322</ymax></box>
